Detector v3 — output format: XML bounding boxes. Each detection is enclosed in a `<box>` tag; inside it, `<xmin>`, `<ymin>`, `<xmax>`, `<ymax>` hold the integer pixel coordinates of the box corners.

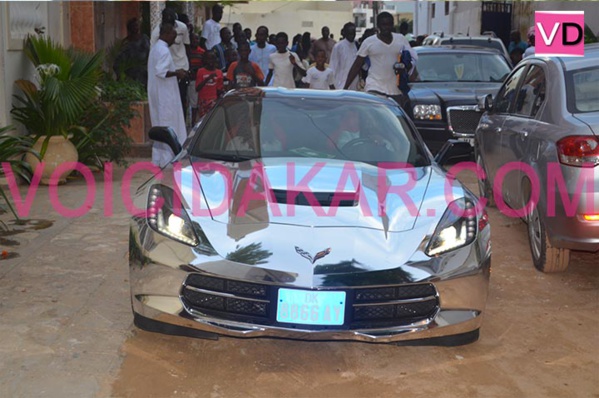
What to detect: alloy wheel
<box><xmin>528</xmin><ymin>206</ymin><xmax>542</xmax><ymax>262</ymax></box>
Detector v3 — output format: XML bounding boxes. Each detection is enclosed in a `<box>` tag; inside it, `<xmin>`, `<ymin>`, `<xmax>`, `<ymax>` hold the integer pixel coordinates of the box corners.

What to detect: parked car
<box><xmin>422</xmin><ymin>34</ymin><xmax>511</xmax><ymax>62</ymax></box>
<box><xmin>476</xmin><ymin>44</ymin><xmax>599</xmax><ymax>272</ymax></box>
<box><xmin>409</xmin><ymin>46</ymin><xmax>512</xmax><ymax>153</ymax></box>
<box><xmin>129</xmin><ymin>88</ymin><xmax>491</xmax><ymax>346</ymax></box>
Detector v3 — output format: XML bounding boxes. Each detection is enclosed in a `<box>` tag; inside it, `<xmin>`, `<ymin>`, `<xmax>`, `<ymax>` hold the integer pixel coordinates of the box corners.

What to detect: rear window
<box><xmin>442</xmin><ymin>38</ymin><xmax>505</xmax><ymax>54</ymax></box>
<box><xmin>566</xmin><ymin>66</ymin><xmax>599</xmax><ymax>113</ymax></box>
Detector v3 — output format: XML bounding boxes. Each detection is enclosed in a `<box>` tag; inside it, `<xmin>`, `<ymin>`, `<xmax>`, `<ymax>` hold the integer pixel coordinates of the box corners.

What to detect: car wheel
<box><xmin>527</xmin><ymin>206</ymin><xmax>570</xmax><ymax>273</ymax></box>
<box><xmin>476</xmin><ymin>153</ymin><xmax>495</xmax><ymax>208</ymax></box>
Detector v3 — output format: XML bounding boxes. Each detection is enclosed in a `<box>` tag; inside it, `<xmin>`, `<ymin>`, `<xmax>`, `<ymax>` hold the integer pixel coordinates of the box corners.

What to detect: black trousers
<box><xmin>178</xmin><ymin>78</ymin><xmax>189</xmax><ymax>118</ymax></box>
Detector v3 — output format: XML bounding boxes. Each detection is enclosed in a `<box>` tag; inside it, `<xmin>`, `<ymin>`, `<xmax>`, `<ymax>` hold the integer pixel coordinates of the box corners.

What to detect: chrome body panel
<box><xmin>130</xmin><ymin>162</ymin><xmax>491</xmax><ymax>342</ymax></box>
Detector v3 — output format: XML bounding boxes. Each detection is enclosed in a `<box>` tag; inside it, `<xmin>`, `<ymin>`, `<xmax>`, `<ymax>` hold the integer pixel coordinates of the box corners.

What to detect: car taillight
<box><xmin>557</xmin><ymin>135</ymin><xmax>599</xmax><ymax>167</ymax></box>
<box><xmin>582</xmin><ymin>214</ymin><xmax>599</xmax><ymax>221</ymax></box>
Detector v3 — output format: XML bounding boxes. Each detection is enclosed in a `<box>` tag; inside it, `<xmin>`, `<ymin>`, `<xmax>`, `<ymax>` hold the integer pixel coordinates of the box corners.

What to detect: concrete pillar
<box><xmin>69</xmin><ymin>2</ymin><xmax>95</xmax><ymax>52</ymax></box>
<box><xmin>185</xmin><ymin>1</ymin><xmax>193</xmax><ymax>22</ymax></box>
<box><xmin>150</xmin><ymin>1</ymin><xmax>164</xmax><ymax>32</ymax></box>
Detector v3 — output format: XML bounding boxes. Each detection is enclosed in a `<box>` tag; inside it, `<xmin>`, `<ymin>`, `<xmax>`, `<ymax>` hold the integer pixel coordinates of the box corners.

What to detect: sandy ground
<box><xmin>111</xmin><ymin>176</ymin><xmax>599</xmax><ymax>398</ymax></box>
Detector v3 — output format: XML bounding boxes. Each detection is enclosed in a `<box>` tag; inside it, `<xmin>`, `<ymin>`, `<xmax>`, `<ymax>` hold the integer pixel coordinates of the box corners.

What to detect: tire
<box><xmin>527</xmin><ymin>206</ymin><xmax>570</xmax><ymax>273</ymax></box>
<box><xmin>476</xmin><ymin>152</ymin><xmax>495</xmax><ymax>208</ymax></box>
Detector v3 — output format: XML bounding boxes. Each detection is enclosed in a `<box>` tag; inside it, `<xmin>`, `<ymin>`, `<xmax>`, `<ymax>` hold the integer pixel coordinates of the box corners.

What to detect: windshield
<box><xmin>567</xmin><ymin>66</ymin><xmax>599</xmax><ymax>113</ymax></box>
<box><xmin>191</xmin><ymin>96</ymin><xmax>429</xmax><ymax>167</ymax></box>
<box><xmin>413</xmin><ymin>53</ymin><xmax>511</xmax><ymax>83</ymax></box>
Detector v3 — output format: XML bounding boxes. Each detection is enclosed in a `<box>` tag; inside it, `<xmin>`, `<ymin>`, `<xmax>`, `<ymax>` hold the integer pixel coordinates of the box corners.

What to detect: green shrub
<box><xmin>72</xmin><ymin>101</ymin><xmax>135</xmax><ymax>169</ymax></box>
<box><xmin>100</xmin><ymin>76</ymin><xmax>147</xmax><ymax>102</ymax></box>
<box><xmin>11</xmin><ymin>35</ymin><xmax>103</xmax><ymax>158</ymax></box>
<box><xmin>0</xmin><ymin>125</ymin><xmax>39</xmax><ymax>219</ymax></box>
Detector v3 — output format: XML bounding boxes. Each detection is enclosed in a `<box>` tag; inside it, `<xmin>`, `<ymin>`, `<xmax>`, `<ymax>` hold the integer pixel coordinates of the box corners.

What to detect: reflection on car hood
<box><xmin>192</xmin><ymin>157</ymin><xmax>432</xmax><ymax>233</ymax></box>
<box><xmin>409</xmin><ymin>82</ymin><xmax>502</xmax><ymax>104</ymax></box>
<box><xmin>174</xmin><ymin>158</ymin><xmax>465</xmax><ymax>279</ymax></box>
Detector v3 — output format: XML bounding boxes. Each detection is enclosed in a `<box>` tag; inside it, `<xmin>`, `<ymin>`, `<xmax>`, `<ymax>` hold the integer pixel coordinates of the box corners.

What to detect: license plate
<box><xmin>276</xmin><ymin>288</ymin><xmax>346</xmax><ymax>326</ymax></box>
<box><xmin>458</xmin><ymin>137</ymin><xmax>475</xmax><ymax>146</ymax></box>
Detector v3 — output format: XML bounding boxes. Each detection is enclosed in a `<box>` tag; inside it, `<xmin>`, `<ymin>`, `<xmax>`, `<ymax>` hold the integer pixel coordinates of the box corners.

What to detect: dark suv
<box><xmin>409</xmin><ymin>46</ymin><xmax>512</xmax><ymax>153</ymax></box>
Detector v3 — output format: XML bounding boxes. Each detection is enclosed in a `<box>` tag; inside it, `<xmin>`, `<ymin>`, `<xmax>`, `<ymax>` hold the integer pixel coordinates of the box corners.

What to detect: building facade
<box><xmin>415</xmin><ymin>1</ymin><xmax>599</xmax><ymax>45</ymax></box>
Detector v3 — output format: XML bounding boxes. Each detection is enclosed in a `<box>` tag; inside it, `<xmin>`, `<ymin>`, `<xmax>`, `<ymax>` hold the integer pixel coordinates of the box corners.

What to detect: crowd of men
<box><xmin>146</xmin><ymin>4</ymin><xmax>418</xmax><ymax>166</ymax></box>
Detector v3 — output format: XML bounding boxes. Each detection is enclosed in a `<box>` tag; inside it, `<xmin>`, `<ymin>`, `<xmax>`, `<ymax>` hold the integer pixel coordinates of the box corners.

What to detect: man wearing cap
<box><xmin>524</xmin><ymin>26</ymin><xmax>535</xmax><ymax>58</ymax></box>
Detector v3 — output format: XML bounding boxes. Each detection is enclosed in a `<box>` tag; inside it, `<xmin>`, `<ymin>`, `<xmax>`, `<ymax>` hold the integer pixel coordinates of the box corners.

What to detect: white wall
<box><xmin>452</xmin><ymin>2</ymin><xmax>481</xmax><ymax>36</ymax></box>
<box><xmin>0</xmin><ymin>2</ymin><xmax>67</xmax><ymax>130</ymax></box>
<box><xmin>415</xmin><ymin>1</ymin><xmax>430</xmax><ymax>36</ymax></box>
<box><xmin>429</xmin><ymin>1</ymin><xmax>450</xmax><ymax>35</ymax></box>
<box><xmin>223</xmin><ymin>1</ymin><xmax>353</xmax><ymax>40</ymax></box>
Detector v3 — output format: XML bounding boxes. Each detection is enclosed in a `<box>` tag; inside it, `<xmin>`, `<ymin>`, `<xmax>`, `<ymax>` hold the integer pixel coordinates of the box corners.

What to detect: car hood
<box><xmin>409</xmin><ymin>82</ymin><xmax>501</xmax><ymax>105</ymax></box>
<box><xmin>190</xmin><ymin>157</ymin><xmax>432</xmax><ymax>233</ymax></box>
<box><xmin>174</xmin><ymin>158</ymin><xmax>466</xmax><ymax>282</ymax></box>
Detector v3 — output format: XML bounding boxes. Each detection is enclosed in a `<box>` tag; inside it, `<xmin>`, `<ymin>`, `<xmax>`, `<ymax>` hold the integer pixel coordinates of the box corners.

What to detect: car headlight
<box><xmin>426</xmin><ymin>198</ymin><xmax>477</xmax><ymax>256</ymax></box>
<box><xmin>413</xmin><ymin>104</ymin><xmax>442</xmax><ymax>120</ymax></box>
<box><xmin>147</xmin><ymin>184</ymin><xmax>199</xmax><ymax>246</ymax></box>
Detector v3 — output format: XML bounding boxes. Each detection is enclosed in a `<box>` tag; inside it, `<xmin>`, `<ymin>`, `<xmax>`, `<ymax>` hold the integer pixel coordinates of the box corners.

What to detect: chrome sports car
<box><xmin>129</xmin><ymin>88</ymin><xmax>491</xmax><ymax>346</ymax></box>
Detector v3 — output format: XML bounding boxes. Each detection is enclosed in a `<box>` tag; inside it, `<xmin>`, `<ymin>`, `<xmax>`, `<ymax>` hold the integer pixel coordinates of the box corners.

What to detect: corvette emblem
<box><xmin>295</xmin><ymin>246</ymin><xmax>331</xmax><ymax>264</ymax></box>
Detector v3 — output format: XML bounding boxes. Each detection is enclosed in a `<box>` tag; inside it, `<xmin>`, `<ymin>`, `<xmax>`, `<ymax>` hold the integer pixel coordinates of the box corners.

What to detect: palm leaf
<box><xmin>13</xmin><ymin>35</ymin><xmax>104</xmax><ymax>146</ymax></box>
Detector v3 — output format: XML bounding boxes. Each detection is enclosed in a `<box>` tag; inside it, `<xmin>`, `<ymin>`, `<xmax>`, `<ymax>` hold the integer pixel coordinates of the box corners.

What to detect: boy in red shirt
<box><xmin>195</xmin><ymin>51</ymin><xmax>224</xmax><ymax>120</ymax></box>
<box><xmin>227</xmin><ymin>41</ymin><xmax>264</xmax><ymax>89</ymax></box>
<box><xmin>188</xmin><ymin>33</ymin><xmax>205</xmax><ymax>124</ymax></box>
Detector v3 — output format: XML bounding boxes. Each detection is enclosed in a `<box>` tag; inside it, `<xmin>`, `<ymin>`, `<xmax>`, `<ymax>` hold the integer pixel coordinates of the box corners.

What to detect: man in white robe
<box><xmin>148</xmin><ymin>23</ymin><xmax>188</xmax><ymax>167</ymax></box>
<box><xmin>329</xmin><ymin>22</ymin><xmax>359</xmax><ymax>91</ymax></box>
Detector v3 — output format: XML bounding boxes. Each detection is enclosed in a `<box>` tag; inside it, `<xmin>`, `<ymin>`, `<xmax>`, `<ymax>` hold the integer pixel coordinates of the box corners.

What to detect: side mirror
<box><xmin>483</xmin><ymin>94</ymin><xmax>494</xmax><ymax>112</ymax></box>
<box><xmin>435</xmin><ymin>140</ymin><xmax>473</xmax><ymax>166</ymax></box>
<box><xmin>149</xmin><ymin>126</ymin><xmax>182</xmax><ymax>156</ymax></box>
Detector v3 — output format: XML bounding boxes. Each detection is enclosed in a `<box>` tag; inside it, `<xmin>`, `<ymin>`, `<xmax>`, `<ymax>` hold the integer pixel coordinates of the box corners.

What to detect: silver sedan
<box><xmin>476</xmin><ymin>44</ymin><xmax>599</xmax><ymax>272</ymax></box>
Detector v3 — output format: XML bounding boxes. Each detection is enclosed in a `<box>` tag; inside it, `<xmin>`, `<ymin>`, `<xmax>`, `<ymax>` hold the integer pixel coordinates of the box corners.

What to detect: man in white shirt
<box><xmin>150</xmin><ymin>8</ymin><xmax>190</xmax><ymax>72</ymax></box>
<box><xmin>249</xmin><ymin>26</ymin><xmax>276</xmax><ymax>84</ymax></box>
<box><xmin>147</xmin><ymin>24</ymin><xmax>188</xmax><ymax>167</ymax></box>
<box><xmin>265</xmin><ymin>32</ymin><xmax>306</xmax><ymax>89</ymax></box>
<box><xmin>200</xmin><ymin>4</ymin><xmax>223</xmax><ymax>51</ymax></box>
<box><xmin>329</xmin><ymin>22</ymin><xmax>359</xmax><ymax>91</ymax></box>
<box><xmin>150</xmin><ymin>8</ymin><xmax>190</xmax><ymax>121</ymax></box>
<box><xmin>343</xmin><ymin>12</ymin><xmax>416</xmax><ymax>112</ymax></box>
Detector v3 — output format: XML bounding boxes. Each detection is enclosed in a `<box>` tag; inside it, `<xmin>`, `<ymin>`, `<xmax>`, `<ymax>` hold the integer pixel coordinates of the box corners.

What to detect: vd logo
<box><xmin>535</xmin><ymin>11</ymin><xmax>585</xmax><ymax>57</ymax></box>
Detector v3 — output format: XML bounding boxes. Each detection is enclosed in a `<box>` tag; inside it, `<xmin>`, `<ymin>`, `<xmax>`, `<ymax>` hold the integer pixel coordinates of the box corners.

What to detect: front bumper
<box><xmin>413</xmin><ymin>123</ymin><xmax>475</xmax><ymax>155</ymax></box>
<box><xmin>129</xmin><ymin>223</ymin><xmax>491</xmax><ymax>344</ymax></box>
<box><xmin>413</xmin><ymin>124</ymin><xmax>452</xmax><ymax>154</ymax></box>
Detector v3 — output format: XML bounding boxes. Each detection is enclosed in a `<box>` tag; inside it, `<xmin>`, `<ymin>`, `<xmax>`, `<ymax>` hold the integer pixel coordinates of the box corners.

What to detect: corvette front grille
<box><xmin>181</xmin><ymin>274</ymin><xmax>439</xmax><ymax>328</ymax></box>
<box><xmin>351</xmin><ymin>284</ymin><xmax>439</xmax><ymax>325</ymax></box>
<box><xmin>353</xmin><ymin>300</ymin><xmax>438</xmax><ymax>321</ymax></box>
<box><xmin>186</xmin><ymin>273</ymin><xmax>267</xmax><ymax>298</ymax></box>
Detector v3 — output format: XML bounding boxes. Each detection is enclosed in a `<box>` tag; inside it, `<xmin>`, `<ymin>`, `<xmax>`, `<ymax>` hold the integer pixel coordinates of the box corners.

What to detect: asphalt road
<box><xmin>0</xmin><ymin>167</ymin><xmax>597</xmax><ymax>398</ymax></box>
